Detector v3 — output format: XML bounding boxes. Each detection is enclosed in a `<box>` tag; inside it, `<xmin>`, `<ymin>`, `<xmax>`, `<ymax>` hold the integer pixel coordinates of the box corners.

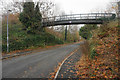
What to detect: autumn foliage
<box><xmin>2</xmin><ymin>13</ymin><xmax>20</xmax><ymax>24</ymax></box>
<box><xmin>76</xmin><ymin>21</ymin><xmax>119</xmax><ymax>79</ymax></box>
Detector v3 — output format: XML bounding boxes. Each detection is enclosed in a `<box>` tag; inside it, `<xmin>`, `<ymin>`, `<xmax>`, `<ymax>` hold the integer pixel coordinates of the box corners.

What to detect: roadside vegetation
<box><xmin>2</xmin><ymin>14</ymin><xmax>64</xmax><ymax>53</ymax></box>
<box><xmin>79</xmin><ymin>24</ymin><xmax>98</xmax><ymax>40</ymax></box>
<box><xmin>76</xmin><ymin>20</ymin><xmax>119</xmax><ymax>78</ymax></box>
<box><xmin>2</xmin><ymin>1</ymin><xmax>80</xmax><ymax>54</ymax></box>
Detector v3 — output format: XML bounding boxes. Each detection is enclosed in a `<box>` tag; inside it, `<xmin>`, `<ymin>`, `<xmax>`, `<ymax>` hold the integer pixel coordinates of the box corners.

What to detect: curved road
<box><xmin>2</xmin><ymin>43</ymin><xmax>80</xmax><ymax>78</ymax></box>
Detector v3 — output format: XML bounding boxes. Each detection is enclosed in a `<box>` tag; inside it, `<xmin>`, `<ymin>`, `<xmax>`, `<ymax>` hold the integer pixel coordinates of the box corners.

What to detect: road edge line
<box><xmin>2</xmin><ymin>42</ymin><xmax>81</xmax><ymax>60</ymax></box>
<box><xmin>53</xmin><ymin>47</ymin><xmax>79</xmax><ymax>80</ymax></box>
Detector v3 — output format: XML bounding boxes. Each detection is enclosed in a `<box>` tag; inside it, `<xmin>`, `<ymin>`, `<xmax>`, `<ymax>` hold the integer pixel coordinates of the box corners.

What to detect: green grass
<box><xmin>90</xmin><ymin>47</ymin><xmax>98</xmax><ymax>59</ymax></box>
<box><xmin>117</xmin><ymin>25</ymin><xmax>120</xmax><ymax>28</ymax></box>
<box><xmin>2</xmin><ymin>23</ymin><xmax>64</xmax><ymax>53</ymax></box>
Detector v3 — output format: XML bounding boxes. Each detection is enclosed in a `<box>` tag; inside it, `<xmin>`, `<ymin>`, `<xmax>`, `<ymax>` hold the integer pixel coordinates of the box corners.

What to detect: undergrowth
<box><xmin>76</xmin><ymin>20</ymin><xmax>119</xmax><ymax>78</ymax></box>
<box><xmin>2</xmin><ymin>23</ymin><xmax>64</xmax><ymax>53</ymax></box>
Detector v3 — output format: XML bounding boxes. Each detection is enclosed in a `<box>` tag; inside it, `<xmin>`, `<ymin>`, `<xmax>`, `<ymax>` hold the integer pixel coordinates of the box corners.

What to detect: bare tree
<box><xmin>106</xmin><ymin>3</ymin><xmax>118</xmax><ymax>15</ymax></box>
<box><xmin>12</xmin><ymin>1</ymin><xmax>24</xmax><ymax>13</ymax></box>
<box><xmin>0</xmin><ymin>0</ymin><xmax>24</xmax><ymax>14</ymax></box>
<box><xmin>36</xmin><ymin>0</ymin><xmax>55</xmax><ymax>18</ymax></box>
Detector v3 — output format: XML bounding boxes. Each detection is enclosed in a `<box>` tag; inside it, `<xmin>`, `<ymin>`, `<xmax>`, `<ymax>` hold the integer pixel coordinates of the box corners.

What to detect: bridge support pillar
<box><xmin>65</xmin><ymin>26</ymin><xmax>67</xmax><ymax>41</ymax></box>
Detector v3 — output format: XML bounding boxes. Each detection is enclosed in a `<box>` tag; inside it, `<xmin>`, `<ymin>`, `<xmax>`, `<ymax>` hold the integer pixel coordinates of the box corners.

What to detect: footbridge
<box><xmin>42</xmin><ymin>13</ymin><xmax>115</xmax><ymax>27</ymax></box>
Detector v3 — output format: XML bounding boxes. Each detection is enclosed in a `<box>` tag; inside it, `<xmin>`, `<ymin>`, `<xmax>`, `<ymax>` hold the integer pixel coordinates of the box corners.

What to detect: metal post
<box><xmin>7</xmin><ymin>11</ymin><xmax>9</xmax><ymax>53</ymax></box>
<box><xmin>65</xmin><ymin>26</ymin><xmax>67</xmax><ymax>41</ymax></box>
<box><xmin>6</xmin><ymin>10</ymin><xmax>11</xmax><ymax>53</ymax></box>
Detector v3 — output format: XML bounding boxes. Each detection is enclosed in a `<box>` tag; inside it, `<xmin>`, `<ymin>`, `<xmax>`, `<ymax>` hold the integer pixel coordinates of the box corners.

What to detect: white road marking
<box><xmin>53</xmin><ymin>47</ymin><xmax>79</xmax><ymax>80</ymax></box>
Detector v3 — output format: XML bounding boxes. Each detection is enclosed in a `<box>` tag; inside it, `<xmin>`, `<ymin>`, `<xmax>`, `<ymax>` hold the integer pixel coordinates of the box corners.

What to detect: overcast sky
<box><xmin>50</xmin><ymin>0</ymin><xmax>118</xmax><ymax>14</ymax></box>
<box><xmin>1</xmin><ymin>0</ymin><xmax>119</xmax><ymax>14</ymax></box>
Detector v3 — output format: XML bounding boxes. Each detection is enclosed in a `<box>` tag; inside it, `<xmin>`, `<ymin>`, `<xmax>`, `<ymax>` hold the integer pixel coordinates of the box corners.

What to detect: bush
<box><xmin>90</xmin><ymin>48</ymin><xmax>98</xmax><ymax>59</ymax></box>
<box><xmin>9</xmin><ymin>41</ymin><xmax>26</xmax><ymax>51</ymax></box>
<box><xmin>2</xmin><ymin>45</ymin><xmax>7</xmax><ymax>52</ymax></box>
<box><xmin>2</xmin><ymin>14</ymin><xmax>64</xmax><ymax>53</ymax></box>
<box><xmin>24</xmin><ymin>35</ymin><xmax>44</xmax><ymax>47</ymax></box>
<box><xmin>117</xmin><ymin>25</ymin><xmax>120</xmax><ymax>28</ymax></box>
<box><xmin>79</xmin><ymin>24</ymin><xmax>98</xmax><ymax>40</ymax></box>
<box><xmin>44</xmin><ymin>33</ymin><xmax>64</xmax><ymax>46</ymax></box>
<box><xmin>2</xmin><ymin>26</ymin><xmax>64</xmax><ymax>53</ymax></box>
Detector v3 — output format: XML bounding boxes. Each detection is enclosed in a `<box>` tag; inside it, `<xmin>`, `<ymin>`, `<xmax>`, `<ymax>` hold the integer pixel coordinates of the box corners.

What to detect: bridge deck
<box><xmin>42</xmin><ymin>19</ymin><xmax>103</xmax><ymax>27</ymax></box>
<box><xmin>41</xmin><ymin>13</ymin><xmax>115</xmax><ymax>27</ymax></box>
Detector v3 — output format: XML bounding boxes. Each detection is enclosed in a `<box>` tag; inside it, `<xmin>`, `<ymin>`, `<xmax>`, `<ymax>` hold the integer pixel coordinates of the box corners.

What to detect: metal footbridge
<box><xmin>42</xmin><ymin>13</ymin><xmax>115</xmax><ymax>27</ymax></box>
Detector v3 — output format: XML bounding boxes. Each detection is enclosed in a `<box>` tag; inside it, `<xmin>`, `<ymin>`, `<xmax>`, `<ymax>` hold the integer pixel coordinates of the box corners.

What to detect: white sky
<box><xmin>1</xmin><ymin>0</ymin><xmax>119</xmax><ymax>14</ymax></box>
<box><xmin>50</xmin><ymin>0</ymin><xmax>117</xmax><ymax>14</ymax></box>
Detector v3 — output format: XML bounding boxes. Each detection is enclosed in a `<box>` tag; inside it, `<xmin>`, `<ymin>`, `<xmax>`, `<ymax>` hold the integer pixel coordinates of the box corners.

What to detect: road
<box><xmin>2</xmin><ymin>43</ymin><xmax>80</xmax><ymax>78</ymax></box>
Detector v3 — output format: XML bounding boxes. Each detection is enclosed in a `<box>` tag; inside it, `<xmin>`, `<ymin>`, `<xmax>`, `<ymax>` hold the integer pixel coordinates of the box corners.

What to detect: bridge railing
<box><xmin>42</xmin><ymin>13</ymin><xmax>114</xmax><ymax>22</ymax></box>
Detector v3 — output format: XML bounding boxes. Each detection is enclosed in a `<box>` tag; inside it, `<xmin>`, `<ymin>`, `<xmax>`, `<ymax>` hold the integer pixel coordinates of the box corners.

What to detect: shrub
<box><xmin>90</xmin><ymin>48</ymin><xmax>98</xmax><ymax>59</ymax></box>
<box><xmin>79</xmin><ymin>24</ymin><xmax>98</xmax><ymax>40</ymax></box>
<box><xmin>2</xmin><ymin>27</ymin><xmax>64</xmax><ymax>53</ymax></box>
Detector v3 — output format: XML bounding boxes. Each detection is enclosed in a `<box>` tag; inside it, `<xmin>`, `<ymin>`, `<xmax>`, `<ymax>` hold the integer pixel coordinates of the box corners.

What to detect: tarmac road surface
<box><xmin>2</xmin><ymin>43</ymin><xmax>81</xmax><ymax>78</ymax></box>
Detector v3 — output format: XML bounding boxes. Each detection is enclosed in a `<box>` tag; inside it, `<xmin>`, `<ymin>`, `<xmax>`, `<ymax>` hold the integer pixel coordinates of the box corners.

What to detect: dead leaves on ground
<box><xmin>75</xmin><ymin>27</ymin><xmax>119</xmax><ymax>78</ymax></box>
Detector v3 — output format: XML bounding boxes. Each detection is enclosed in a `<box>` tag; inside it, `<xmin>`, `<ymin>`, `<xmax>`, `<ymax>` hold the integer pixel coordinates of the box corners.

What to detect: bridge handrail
<box><xmin>42</xmin><ymin>13</ymin><xmax>115</xmax><ymax>22</ymax></box>
<box><xmin>42</xmin><ymin>13</ymin><xmax>113</xmax><ymax>18</ymax></box>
